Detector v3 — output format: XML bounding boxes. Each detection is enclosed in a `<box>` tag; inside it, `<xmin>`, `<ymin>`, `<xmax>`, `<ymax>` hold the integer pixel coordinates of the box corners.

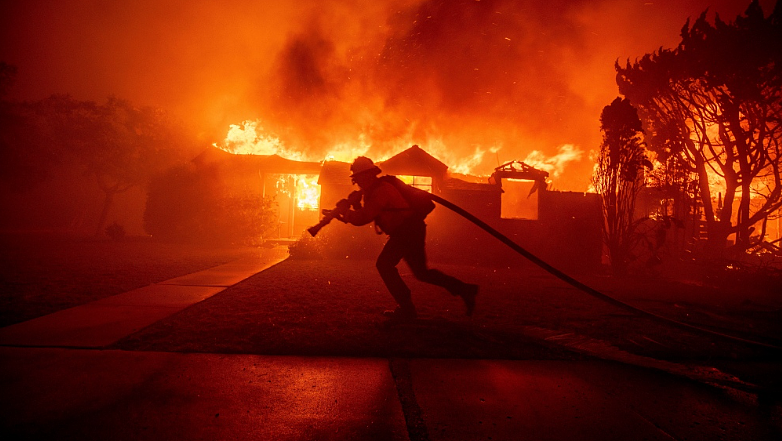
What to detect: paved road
<box><xmin>3</xmin><ymin>347</ymin><xmax>780</xmax><ymax>441</ymax></box>
<box><xmin>0</xmin><ymin>247</ymin><xmax>779</xmax><ymax>440</ymax></box>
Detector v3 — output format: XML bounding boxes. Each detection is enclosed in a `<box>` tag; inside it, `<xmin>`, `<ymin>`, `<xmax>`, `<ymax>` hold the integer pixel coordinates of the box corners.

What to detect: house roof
<box><xmin>317</xmin><ymin>145</ymin><xmax>450</xmax><ymax>185</ymax></box>
<box><xmin>194</xmin><ymin>144</ymin><xmax>454</xmax><ymax>184</ymax></box>
<box><xmin>442</xmin><ymin>177</ymin><xmax>502</xmax><ymax>192</ymax></box>
<box><xmin>318</xmin><ymin>161</ymin><xmax>352</xmax><ymax>186</ymax></box>
<box><xmin>491</xmin><ymin>160</ymin><xmax>549</xmax><ymax>182</ymax></box>
<box><xmin>193</xmin><ymin>146</ymin><xmax>322</xmax><ymax>175</ymax></box>
<box><xmin>253</xmin><ymin>154</ymin><xmax>322</xmax><ymax>175</ymax></box>
<box><xmin>378</xmin><ymin>145</ymin><xmax>448</xmax><ymax>177</ymax></box>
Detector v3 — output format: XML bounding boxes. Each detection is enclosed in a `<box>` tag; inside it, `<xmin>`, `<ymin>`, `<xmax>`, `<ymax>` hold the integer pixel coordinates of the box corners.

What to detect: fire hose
<box><xmin>428</xmin><ymin>194</ymin><xmax>781</xmax><ymax>352</ymax></box>
<box><xmin>308</xmin><ymin>191</ymin><xmax>781</xmax><ymax>351</ymax></box>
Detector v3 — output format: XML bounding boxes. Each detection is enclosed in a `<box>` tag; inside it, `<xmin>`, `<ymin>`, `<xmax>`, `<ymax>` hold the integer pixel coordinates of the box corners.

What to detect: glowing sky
<box><xmin>1</xmin><ymin>0</ymin><xmax>773</xmax><ymax>190</ymax></box>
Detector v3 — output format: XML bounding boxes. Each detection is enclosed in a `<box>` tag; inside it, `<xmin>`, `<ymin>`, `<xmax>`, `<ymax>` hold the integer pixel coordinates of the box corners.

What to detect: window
<box><xmin>500</xmin><ymin>179</ymin><xmax>539</xmax><ymax>220</ymax></box>
<box><xmin>397</xmin><ymin>175</ymin><xmax>433</xmax><ymax>193</ymax></box>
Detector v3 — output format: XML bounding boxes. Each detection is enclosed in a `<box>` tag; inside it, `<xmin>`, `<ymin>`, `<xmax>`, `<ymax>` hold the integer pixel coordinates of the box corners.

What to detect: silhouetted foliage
<box><xmin>43</xmin><ymin>96</ymin><xmax>194</xmax><ymax>235</ymax></box>
<box><xmin>288</xmin><ymin>232</ymin><xmax>325</xmax><ymax>259</ymax></box>
<box><xmin>616</xmin><ymin>0</ymin><xmax>782</xmax><ymax>257</ymax></box>
<box><xmin>0</xmin><ymin>62</ymin><xmax>16</xmax><ymax>98</ymax></box>
<box><xmin>144</xmin><ymin>164</ymin><xmax>278</xmax><ymax>245</ymax></box>
<box><xmin>1</xmin><ymin>92</ymin><xmax>197</xmax><ymax>234</ymax></box>
<box><xmin>0</xmin><ymin>100</ymin><xmax>57</xmax><ymax>192</ymax></box>
<box><xmin>105</xmin><ymin>222</ymin><xmax>126</xmax><ymax>241</ymax></box>
<box><xmin>592</xmin><ymin>97</ymin><xmax>649</xmax><ymax>274</ymax></box>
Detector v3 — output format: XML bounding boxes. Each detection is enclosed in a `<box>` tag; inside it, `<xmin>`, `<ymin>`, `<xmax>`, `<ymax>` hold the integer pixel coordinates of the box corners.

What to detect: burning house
<box><xmin>190</xmin><ymin>143</ymin><xmax>600</xmax><ymax>270</ymax></box>
<box><xmin>191</xmin><ymin>146</ymin><xmax>322</xmax><ymax>240</ymax></box>
<box><xmin>319</xmin><ymin>145</ymin><xmax>601</xmax><ymax>271</ymax></box>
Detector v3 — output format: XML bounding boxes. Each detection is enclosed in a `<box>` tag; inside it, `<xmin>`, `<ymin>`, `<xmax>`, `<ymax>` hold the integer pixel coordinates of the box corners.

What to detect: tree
<box><xmin>616</xmin><ymin>0</ymin><xmax>782</xmax><ymax>257</ymax></box>
<box><xmin>0</xmin><ymin>85</ymin><xmax>66</xmax><ymax>194</ymax></box>
<box><xmin>1</xmin><ymin>92</ymin><xmax>197</xmax><ymax>234</ymax></box>
<box><xmin>592</xmin><ymin>97</ymin><xmax>649</xmax><ymax>274</ymax></box>
<box><xmin>144</xmin><ymin>164</ymin><xmax>278</xmax><ymax>245</ymax></box>
<box><xmin>40</xmin><ymin>95</ymin><xmax>194</xmax><ymax>235</ymax></box>
<box><xmin>0</xmin><ymin>62</ymin><xmax>16</xmax><ymax>98</ymax></box>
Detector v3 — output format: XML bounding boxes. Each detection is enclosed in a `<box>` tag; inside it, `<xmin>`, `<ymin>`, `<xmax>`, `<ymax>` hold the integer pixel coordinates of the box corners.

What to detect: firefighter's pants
<box><xmin>376</xmin><ymin>220</ymin><xmax>467</xmax><ymax>309</ymax></box>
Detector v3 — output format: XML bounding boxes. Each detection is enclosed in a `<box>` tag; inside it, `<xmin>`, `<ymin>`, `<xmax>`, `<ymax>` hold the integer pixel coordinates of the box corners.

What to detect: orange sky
<box><xmin>1</xmin><ymin>0</ymin><xmax>774</xmax><ymax>190</ymax></box>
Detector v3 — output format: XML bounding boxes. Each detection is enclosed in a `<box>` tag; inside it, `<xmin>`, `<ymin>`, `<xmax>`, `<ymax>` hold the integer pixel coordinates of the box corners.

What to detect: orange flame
<box><xmin>522</xmin><ymin>144</ymin><xmax>583</xmax><ymax>179</ymax></box>
<box><xmin>424</xmin><ymin>140</ymin><xmax>501</xmax><ymax>175</ymax></box>
<box><xmin>217</xmin><ymin>120</ymin><xmax>315</xmax><ymax>161</ymax></box>
<box><xmin>216</xmin><ymin>119</ymin><xmax>373</xmax><ymax>163</ymax></box>
<box><xmin>296</xmin><ymin>175</ymin><xmax>320</xmax><ymax>210</ymax></box>
<box><xmin>215</xmin><ymin>121</ymin><xmax>584</xmax><ymax>185</ymax></box>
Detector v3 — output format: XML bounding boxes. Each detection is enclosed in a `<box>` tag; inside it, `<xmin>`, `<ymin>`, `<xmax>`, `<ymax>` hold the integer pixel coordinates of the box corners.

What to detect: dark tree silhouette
<box><xmin>144</xmin><ymin>164</ymin><xmax>278</xmax><ymax>245</ymax></box>
<box><xmin>0</xmin><ymin>62</ymin><xmax>16</xmax><ymax>98</ymax></box>
<box><xmin>41</xmin><ymin>95</ymin><xmax>192</xmax><ymax>235</ymax></box>
<box><xmin>1</xmin><ymin>93</ymin><xmax>195</xmax><ymax>234</ymax></box>
<box><xmin>592</xmin><ymin>97</ymin><xmax>649</xmax><ymax>274</ymax></box>
<box><xmin>0</xmin><ymin>89</ymin><xmax>65</xmax><ymax>193</ymax></box>
<box><xmin>616</xmin><ymin>0</ymin><xmax>782</xmax><ymax>256</ymax></box>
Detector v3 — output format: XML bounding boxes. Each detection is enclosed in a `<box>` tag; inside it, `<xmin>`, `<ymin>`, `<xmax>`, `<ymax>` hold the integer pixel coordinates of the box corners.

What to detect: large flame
<box><xmin>522</xmin><ymin>144</ymin><xmax>583</xmax><ymax>179</ymax></box>
<box><xmin>216</xmin><ymin>119</ymin><xmax>376</xmax><ymax>164</ymax></box>
<box><xmin>271</xmin><ymin>173</ymin><xmax>322</xmax><ymax>211</ymax></box>
<box><xmin>424</xmin><ymin>140</ymin><xmax>502</xmax><ymax>176</ymax></box>
<box><xmin>215</xmin><ymin>118</ymin><xmax>587</xmax><ymax>181</ymax></box>
<box><xmin>218</xmin><ymin>120</ymin><xmax>306</xmax><ymax>160</ymax></box>
<box><xmin>296</xmin><ymin>175</ymin><xmax>320</xmax><ymax>210</ymax></box>
<box><xmin>10</xmin><ymin>1</ymin><xmax>768</xmax><ymax>193</ymax></box>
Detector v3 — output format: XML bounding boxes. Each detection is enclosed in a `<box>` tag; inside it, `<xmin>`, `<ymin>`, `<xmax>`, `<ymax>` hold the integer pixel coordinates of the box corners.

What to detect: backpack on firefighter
<box><xmin>379</xmin><ymin>175</ymin><xmax>435</xmax><ymax>220</ymax></box>
<box><xmin>349</xmin><ymin>156</ymin><xmax>436</xmax><ymax>221</ymax></box>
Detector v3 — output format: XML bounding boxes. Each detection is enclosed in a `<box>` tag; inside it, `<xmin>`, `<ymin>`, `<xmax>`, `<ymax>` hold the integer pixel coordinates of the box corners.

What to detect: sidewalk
<box><xmin>0</xmin><ymin>247</ymin><xmax>779</xmax><ymax>440</ymax></box>
<box><xmin>0</xmin><ymin>246</ymin><xmax>288</xmax><ymax>348</ymax></box>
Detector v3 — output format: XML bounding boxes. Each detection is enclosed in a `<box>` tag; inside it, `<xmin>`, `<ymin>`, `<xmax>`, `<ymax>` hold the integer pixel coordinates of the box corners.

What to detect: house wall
<box><xmin>427</xmin><ymin>189</ymin><xmax>601</xmax><ymax>272</ymax></box>
<box><xmin>314</xmin><ymin>148</ymin><xmax>601</xmax><ymax>271</ymax></box>
<box><xmin>317</xmin><ymin>180</ymin><xmax>601</xmax><ymax>272</ymax></box>
<box><xmin>537</xmin><ymin>190</ymin><xmax>602</xmax><ymax>271</ymax></box>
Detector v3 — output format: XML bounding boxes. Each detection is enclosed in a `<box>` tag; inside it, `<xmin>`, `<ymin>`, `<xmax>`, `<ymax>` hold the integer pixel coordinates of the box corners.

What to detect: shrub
<box><xmin>105</xmin><ymin>222</ymin><xmax>126</xmax><ymax>241</ymax></box>
<box><xmin>288</xmin><ymin>232</ymin><xmax>325</xmax><ymax>259</ymax></box>
<box><xmin>144</xmin><ymin>164</ymin><xmax>277</xmax><ymax>245</ymax></box>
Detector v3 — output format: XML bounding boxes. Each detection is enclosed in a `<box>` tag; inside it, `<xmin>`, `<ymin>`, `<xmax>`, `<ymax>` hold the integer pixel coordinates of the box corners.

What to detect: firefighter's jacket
<box><xmin>343</xmin><ymin>179</ymin><xmax>413</xmax><ymax>235</ymax></box>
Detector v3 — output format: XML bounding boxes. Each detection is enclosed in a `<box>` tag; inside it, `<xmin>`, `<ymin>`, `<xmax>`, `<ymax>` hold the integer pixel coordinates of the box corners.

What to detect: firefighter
<box><xmin>340</xmin><ymin>156</ymin><xmax>478</xmax><ymax>322</ymax></box>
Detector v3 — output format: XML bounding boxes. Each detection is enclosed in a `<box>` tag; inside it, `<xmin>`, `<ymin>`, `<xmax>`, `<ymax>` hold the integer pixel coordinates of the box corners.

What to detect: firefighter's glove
<box><xmin>335</xmin><ymin>198</ymin><xmax>351</xmax><ymax>212</ymax></box>
<box><xmin>347</xmin><ymin>190</ymin><xmax>363</xmax><ymax>209</ymax></box>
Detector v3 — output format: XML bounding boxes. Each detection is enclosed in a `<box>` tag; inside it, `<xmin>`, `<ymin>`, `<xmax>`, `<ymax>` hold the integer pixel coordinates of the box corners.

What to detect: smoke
<box><xmin>1</xmin><ymin>0</ymin><xmax>775</xmax><ymax>190</ymax></box>
<box><xmin>253</xmin><ymin>0</ymin><xmax>598</xmax><ymax>172</ymax></box>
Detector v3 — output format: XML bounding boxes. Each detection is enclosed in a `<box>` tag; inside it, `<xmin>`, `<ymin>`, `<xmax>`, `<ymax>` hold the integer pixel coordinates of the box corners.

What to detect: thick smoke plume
<box><xmin>2</xmin><ymin>0</ymin><xmax>774</xmax><ymax>189</ymax></box>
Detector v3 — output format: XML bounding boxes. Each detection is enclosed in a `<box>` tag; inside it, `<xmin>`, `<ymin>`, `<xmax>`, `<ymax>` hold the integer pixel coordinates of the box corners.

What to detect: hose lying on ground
<box><xmin>430</xmin><ymin>194</ymin><xmax>782</xmax><ymax>352</ymax></box>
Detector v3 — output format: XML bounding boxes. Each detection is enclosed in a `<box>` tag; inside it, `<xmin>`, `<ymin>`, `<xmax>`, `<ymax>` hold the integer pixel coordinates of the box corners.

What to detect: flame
<box><xmin>215</xmin><ymin>120</ymin><xmax>584</xmax><ymax>184</ymax></box>
<box><xmin>425</xmin><ymin>140</ymin><xmax>501</xmax><ymax>175</ymax></box>
<box><xmin>296</xmin><ymin>175</ymin><xmax>320</xmax><ymax>210</ymax></box>
<box><xmin>274</xmin><ymin>175</ymin><xmax>292</xmax><ymax>197</ymax></box>
<box><xmin>324</xmin><ymin>134</ymin><xmax>371</xmax><ymax>162</ymax></box>
<box><xmin>214</xmin><ymin>119</ymin><xmax>452</xmax><ymax>169</ymax></box>
<box><xmin>272</xmin><ymin>174</ymin><xmax>321</xmax><ymax>210</ymax></box>
<box><xmin>522</xmin><ymin>144</ymin><xmax>583</xmax><ymax>179</ymax></box>
<box><xmin>397</xmin><ymin>174</ymin><xmax>433</xmax><ymax>192</ymax></box>
<box><xmin>217</xmin><ymin>120</ymin><xmax>305</xmax><ymax>160</ymax></box>
<box><xmin>216</xmin><ymin>119</ymin><xmax>375</xmax><ymax>163</ymax></box>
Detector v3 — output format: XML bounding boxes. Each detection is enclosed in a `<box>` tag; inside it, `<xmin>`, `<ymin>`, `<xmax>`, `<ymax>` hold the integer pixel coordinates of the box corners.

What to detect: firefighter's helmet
<box><xmin>350</xmin><ymin>156</ymin><xmax>381</xmax><ymax>177</ymax></box>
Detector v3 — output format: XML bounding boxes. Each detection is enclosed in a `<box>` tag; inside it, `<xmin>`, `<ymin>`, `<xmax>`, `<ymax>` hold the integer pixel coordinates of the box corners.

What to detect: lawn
<box><xmin>2</xmin><ymin>231</ymin><xmax>780</xmax><ymax>390</ymax></box>
<box><xmin>113</xmin><ymin>256</ymin><xmax>782</xmax><ymax>364</ymax></box>
<box><xmin>0</xmin><ymin>232</ymin><xmax>259</xmax><ymax>327</ymax></box>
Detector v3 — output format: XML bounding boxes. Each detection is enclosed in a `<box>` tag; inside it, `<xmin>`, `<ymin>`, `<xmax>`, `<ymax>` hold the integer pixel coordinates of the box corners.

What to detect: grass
<box><xmin>0</xmin><ymin>231</ymin><xmax>259</xmax><ymax>327</ymax></box>
<box><xmin>2</xmin><ymin>231</ymin><xmax>780</xmax><ymax>388</ymax></box>
<box><xmin>112</xmin><ymin>257</ymin><xmax>782</xmax><ymax>363</ymax></box>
